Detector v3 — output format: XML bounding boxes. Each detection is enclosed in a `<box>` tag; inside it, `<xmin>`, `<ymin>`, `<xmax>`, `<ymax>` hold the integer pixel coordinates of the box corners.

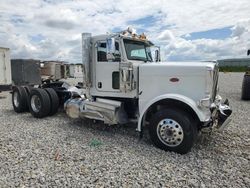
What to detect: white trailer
<box><xmin>40</xmin><ymin>61</ymin><xmax>68</xmax><ymax>81</ymax></box>
<box><xmin>10</xmin><ymin>28</ymin><xmax>232</xmax><ymax>154</ymax></box>
<box><xmin>69</xmin><ymin>64</ymin><xmax>75</xmax><ymax>77</ymax></box>
<box><xmin>0</xmin><ymin>47</ymin><xmax>12</xmax><ymax>92</ymax></box>
<box><xmin>69</xmin><ymin>63</ymin><xmax>83</xmax><ymax>78</ymax></box>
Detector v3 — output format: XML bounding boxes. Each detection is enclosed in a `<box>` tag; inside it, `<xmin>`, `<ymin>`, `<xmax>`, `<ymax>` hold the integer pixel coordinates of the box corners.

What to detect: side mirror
<box><xmin>106</xmin><ymin>38</ymin><xmax>121</xmax><ymax>61</ymax></box>
<box><xmin>155</xmin><ymin>49</ymin><xmax>161</xmax><ymax>62</ymax></box>
<box><xmin>106</xmin><ymin>38</ymin><xmax>116</xmax><ymax>61</ymax></box>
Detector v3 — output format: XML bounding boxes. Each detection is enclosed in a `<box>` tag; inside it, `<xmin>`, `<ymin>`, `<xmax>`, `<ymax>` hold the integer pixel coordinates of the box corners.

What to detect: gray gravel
<box><xmin>0</xmin><ymin>73</ymin><xmax>249</xmax><ymax>187</ymax></box>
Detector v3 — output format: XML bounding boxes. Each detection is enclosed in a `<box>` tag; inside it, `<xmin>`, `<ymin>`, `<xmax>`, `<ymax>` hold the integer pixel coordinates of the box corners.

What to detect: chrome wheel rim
<box><xmin>157</xmin><ymin>118</ymin><xmax>184</xmax><ymax>147</ymax></box>
<box><xmin>13</xmin><ymin>91</ymin><xmax>19</xmax><ymax>107</ymax></box>
<box><xmin>31</xmin><ymin>95</ymin><xmax>41</xmax><ymax>113</ymax></box>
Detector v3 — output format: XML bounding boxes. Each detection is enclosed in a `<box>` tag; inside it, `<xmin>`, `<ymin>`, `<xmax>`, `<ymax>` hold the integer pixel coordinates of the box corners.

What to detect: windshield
<box><xmin>124</xmin><ymin>39</ymin><xmax>152</xmax><ymax>62</ymax></box>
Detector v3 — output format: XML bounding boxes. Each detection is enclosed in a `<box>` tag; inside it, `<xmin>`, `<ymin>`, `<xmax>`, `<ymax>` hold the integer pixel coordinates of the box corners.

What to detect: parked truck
<box><xmin>11</xmin><ymin>59</ymin><xmax>41</xmax><ymax>86</ymax></box>
<box><xmin>241</xmin><ymin>50</ymin><xmax>250</xmax><ymax>100</ymax></box>
<box><xmin>1</xmin><ymin>57</ymin><xmax>69</xmax><ymax>91</ymax></box>
<box><xmin>0</xmin><ymin>47</ymin><xmax>12</xmax><ymax>92</ymax></box>
<box><xmin>11</xmin><ymin>28</ymin><xmax>232</xmax><ymax>154</ymax></box>
<box><xmin>40</xmin><ymin>61</ymin><xmax>69</xmax><ymax>81</ymax></box>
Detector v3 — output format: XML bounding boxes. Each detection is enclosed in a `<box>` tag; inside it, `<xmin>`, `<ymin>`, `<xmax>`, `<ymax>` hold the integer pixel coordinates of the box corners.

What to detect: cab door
<box><xmin>95</xmin><ymin>41</ymin><xmax>121</xmax><ymax>92</ymax></box>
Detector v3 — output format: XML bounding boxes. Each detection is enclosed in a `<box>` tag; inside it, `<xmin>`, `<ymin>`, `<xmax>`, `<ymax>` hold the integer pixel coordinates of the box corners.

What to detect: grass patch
<box><xmin>89</xmin><ymin>138</ymin><xmax>103</xmax><ymax>147</ymax></box>
<box><xmin>219</xmin><ymin>66</ymin><xmax>248</xmax><ymax>72</ymax></box>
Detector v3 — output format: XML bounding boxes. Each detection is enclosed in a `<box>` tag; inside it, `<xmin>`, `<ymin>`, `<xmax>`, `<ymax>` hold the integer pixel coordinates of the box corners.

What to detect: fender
<box><xmin>137</xmin><ymin>94</ymin><xmax>210</xmax><ymax>132</ymax></box>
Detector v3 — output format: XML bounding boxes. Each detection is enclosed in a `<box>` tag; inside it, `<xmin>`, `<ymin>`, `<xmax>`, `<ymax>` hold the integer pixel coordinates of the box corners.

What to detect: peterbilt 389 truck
<box><xmin>11</xmin><ymin>28</ymin><xmax>232</xmax><ymax>154</ymax></box>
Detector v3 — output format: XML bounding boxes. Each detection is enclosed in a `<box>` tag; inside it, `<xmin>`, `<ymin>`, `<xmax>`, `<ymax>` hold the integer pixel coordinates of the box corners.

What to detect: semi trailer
<box><xmin>0</xmin><ymin>47</ymin><xmax>12</xmax><ymax>92</ymax></box>
<box><xmin>11</xmin><ymin>28</ymin><xmax>232</xmax><ymax>154</ymax></box>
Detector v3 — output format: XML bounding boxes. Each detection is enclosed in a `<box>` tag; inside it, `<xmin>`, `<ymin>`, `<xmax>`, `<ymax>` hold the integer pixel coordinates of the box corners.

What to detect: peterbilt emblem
<box><xmin>170</xmin><ymin>77</ymin><xmax>179</xmax><ymax>82</ymax></box>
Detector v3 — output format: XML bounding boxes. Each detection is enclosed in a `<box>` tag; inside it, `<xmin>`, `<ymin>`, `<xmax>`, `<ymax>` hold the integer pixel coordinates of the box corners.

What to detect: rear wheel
<box><xmin>149</xmin><ymin>108</ymin><xmax>198</xmax><ymax>154</ymax></box>
<box><xmin>29</xmin><ymin>88</ymin><xmax>51</xmax><ymax>118</ymax></box>
<box><xmin>12</xmin><ymin>86</ymin><xmax>29</xmax><ymax>113</ymax></box>
<box><xmin>23</xmin><ymin>86</ymin><xmax>32</xmax><ymax>108</ymax></box>
<box><xmin>44</xmin><ymin>88</ymin><xmax>59</xmax><ymax>116</ymax></box>
<box><xmin>23</xmin><ymin>86</ymin><xmax>31</xmax><ymax>96</ymax></box>
<box><xmin>241</xmin><ymin>74</ymin><xmax>250</xmax><ymax>100</ymax></box>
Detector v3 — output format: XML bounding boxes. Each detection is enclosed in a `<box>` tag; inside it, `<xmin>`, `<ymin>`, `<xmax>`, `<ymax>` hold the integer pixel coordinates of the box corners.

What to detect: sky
<box><xmin>0</xmin><ymin>0</ymin><xmax>250</xmax><ymax>63</ymax></box>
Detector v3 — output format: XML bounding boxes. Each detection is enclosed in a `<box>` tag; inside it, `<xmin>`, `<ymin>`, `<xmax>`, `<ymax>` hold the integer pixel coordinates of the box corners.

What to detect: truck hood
<box><xmin>138</xmin><ymin>61</ymin><xmax>217</xmax><ymax>113</ymax></box>
<box><xmin>138</xmin><ymin>61</ymin><xmax>216</xmax><ymax>76</ymax></box>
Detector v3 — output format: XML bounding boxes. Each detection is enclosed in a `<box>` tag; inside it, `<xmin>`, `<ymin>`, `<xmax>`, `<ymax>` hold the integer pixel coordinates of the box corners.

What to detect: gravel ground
<box><xmin>0</xmin><ymin>73</ymin><xmax>249</xmax><ymax>187</ymax></box>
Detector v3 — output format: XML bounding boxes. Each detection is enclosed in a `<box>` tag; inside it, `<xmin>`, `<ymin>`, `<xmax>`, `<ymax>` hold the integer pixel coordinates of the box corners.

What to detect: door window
<box><xmin>97</xmin><ymin>42</ymin><xmax>120</xmax><ymax>62</ymax></box>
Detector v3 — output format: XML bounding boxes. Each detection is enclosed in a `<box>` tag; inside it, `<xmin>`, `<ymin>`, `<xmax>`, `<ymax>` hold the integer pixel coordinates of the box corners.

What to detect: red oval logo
<box><xmin>170</xmin><ymin>77</ymin><xmax>179</xmax><ymax>82</ymax></box>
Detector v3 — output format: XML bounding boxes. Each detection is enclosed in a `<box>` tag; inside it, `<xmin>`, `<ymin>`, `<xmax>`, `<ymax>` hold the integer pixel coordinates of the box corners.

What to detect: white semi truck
<box><xmin>11</xmin><ymin>28</ymin><xmax>232</xmax><ymax>154</ymax></box>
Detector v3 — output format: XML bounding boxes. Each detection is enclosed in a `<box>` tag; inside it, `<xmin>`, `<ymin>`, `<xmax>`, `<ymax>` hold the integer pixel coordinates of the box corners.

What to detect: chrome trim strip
<box><xmin>212</xmin><ymin>62</ymin><xmax>219</xmax><ymax>101</ymax></box>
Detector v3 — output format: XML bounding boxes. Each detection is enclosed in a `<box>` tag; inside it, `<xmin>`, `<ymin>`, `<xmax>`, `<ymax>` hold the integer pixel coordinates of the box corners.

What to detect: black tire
<box><xmin>29</xmin><ymin>88</ymin><xmax>51</xmax><ymax>118</ymax></box>
<box><xmin>23</xmin><ymin>86</ymin><xmax>31</xmax><ymax>96</ymax></box>
<box><xmin>44</xmin><ymin>88</ymin><xmax>59</xmax><ymax>116</ymax></box>
<box><xmin>149</xmin><ymin>109</ymin><xmax>198</xmax><ymax>154</ymax></box>
<box><xmin>23</xmin><ymin>86</ymin><xmax>32</xmax><ymax>110</ymax></box>
<box><xmin>12</xmin><ymin>86</ymin><xmax>29</xmax><ymax>113</ymax></box>
<box><xmin>241</xmin><ymin>75</ymin><xmax>250</xmax><ymax>100</ymax></box>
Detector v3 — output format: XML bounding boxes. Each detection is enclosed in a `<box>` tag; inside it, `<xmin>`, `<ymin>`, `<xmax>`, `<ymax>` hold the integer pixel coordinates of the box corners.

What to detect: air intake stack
<box><xmin>82</xmin><ymin>33</ymin><xmax>91</xmax><ymax>98</ymax></box>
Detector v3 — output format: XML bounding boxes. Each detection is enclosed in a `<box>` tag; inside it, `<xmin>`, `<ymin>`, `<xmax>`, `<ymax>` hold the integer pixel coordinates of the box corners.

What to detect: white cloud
<box><xmin>158</xmin><ymin>18</ymin><xmax>250</xmax><ymax>61</ymax></box>
<box><xmin>231</xmin><ymin>19</ymin><xmax>250</xmax><ymax>38</ymax></box>
<box><xmin>0</xmin><ymin>0</ymin><xmax>250</xmax><ymax>62</ymax></box>
<box><xmin>158</xmin><ymin>30</ymin><xmax>175</xmax><ymax>41</ymax></box>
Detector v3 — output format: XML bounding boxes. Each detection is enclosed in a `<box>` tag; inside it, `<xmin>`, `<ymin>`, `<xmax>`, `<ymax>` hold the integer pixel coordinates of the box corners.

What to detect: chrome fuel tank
<box><xmin>64</xmin><ymin>98</ymin><xmax>86</xmax><ymax>119</ymax></box>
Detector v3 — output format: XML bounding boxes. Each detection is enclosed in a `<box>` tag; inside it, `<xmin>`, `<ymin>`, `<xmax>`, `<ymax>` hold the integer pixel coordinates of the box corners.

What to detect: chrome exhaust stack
<box><xmin>82</xmin><ymin>33</ymin><xmax>91</xmax><ymax>98</ymax></box>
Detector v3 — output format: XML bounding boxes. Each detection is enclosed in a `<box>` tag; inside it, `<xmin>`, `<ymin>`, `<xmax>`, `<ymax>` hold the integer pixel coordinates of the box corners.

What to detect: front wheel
<box><xmin>149</xmin><ymin>109</ymin><xmax>198</xmax><ymax>154</ymax></box>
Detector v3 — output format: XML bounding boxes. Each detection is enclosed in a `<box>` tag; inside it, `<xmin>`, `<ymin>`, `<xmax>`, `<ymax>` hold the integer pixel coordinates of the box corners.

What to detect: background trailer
<box><xmin>0</xmin><ymin>47</ymin><xmax>12</xmax><ymax>92</ymax></box>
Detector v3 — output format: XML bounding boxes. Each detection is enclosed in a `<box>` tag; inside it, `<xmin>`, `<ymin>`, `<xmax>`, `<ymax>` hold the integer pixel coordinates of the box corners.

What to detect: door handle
<box><xmin>98</xmin><ymin>82</ymin><xmax>102</xmax><ymax>88</ymax></box>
